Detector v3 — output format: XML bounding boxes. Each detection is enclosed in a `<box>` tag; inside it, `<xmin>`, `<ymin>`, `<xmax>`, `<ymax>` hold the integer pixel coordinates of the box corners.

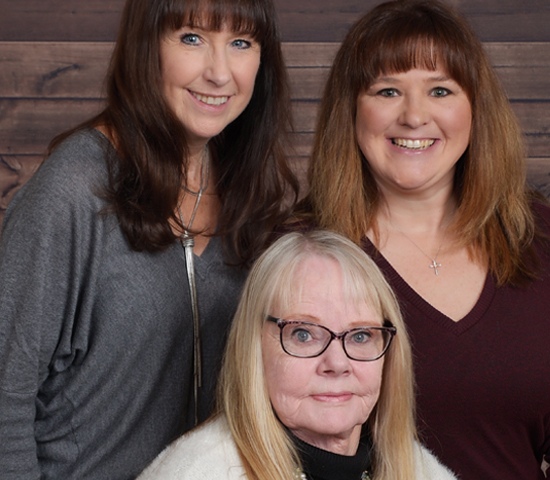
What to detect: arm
<box><xmin>0</xmin><ymin>135</ymin><xmax>106</xmax><ymax>478</ymax></box>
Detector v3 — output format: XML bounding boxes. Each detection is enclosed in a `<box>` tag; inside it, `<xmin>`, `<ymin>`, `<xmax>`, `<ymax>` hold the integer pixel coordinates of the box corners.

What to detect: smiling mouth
<box><xmin>392</xmin><ymin>138</ymin><xmax>435</xmax><ymax>150</ymax></box>
<box><xmin>191</xmin><ymin>92</ymin><xmax>229</xmax><ymax>106</ymax></box>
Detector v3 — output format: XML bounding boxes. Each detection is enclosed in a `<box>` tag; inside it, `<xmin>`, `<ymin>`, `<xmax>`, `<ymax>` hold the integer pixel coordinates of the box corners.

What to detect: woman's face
<box><xmin>160</xmin><ymin>23</ymin><xmax>261</xmax><ymax>150</ymax></box>
<box><xmin>262</xmin><ymin>255</ymin><xmax>385</xmax><ymax>455</ymax></box>
<box><xmin>355</xmin><ymin>68</ymin><xmax>472</xmax><ymax>198</ymax></box>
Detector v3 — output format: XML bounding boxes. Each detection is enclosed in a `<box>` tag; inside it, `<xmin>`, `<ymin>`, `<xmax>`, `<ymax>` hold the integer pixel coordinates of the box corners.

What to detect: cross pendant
<box><xmin>429</xmin><ymin>259</ymin><xmax>442</xmax><ymax>276</ymax></box>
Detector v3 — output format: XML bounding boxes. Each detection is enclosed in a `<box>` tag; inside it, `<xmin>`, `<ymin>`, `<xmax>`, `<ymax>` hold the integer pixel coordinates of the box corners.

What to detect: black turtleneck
<box><xmin>292</xmin><ymin>426</ymin><xmax>373</xmax><ymax>480</ymax></box>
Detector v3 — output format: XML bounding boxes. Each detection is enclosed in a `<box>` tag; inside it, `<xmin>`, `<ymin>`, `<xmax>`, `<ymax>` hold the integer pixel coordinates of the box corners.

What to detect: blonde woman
<box><xmin>139</xmin><ymin>231</ymin><xmax>456</xmax><ymax>480</ymax></box>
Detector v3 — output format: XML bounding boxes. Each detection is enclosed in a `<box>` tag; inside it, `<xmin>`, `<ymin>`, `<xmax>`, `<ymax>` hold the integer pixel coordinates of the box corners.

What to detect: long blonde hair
<box><xmin>217</xmin><ymin>230</ymin><xmax>417</xmax><ymax>479</ymax></box>
<box><xmin>305</xmin><ymin>0</ymin><xmax>538</xmax><ymax>286</ymax></box>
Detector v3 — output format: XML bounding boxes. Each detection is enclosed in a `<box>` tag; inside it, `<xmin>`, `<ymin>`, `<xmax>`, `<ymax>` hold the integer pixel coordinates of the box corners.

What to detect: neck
<box><xmin>185</xmin><ymin>144</ymin><xmax>210</xmax><ymax>193</ymax></box>
<box><xmin>378</xmin><ymin>193</ymin><xmax>457</xmax><ymax>235</ymax></box>
<box><xmin>292</xmin><ymin>427</ymin><xmax>361</xmax><ymax>456</ymax></box>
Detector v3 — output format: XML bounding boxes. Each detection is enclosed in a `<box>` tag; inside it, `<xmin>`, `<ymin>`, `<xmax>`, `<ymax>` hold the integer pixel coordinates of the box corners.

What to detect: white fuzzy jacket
<box><xmin>138</xmin><ymin>416</ymin><xmax>458</xmax><ymax>479</ymax></box>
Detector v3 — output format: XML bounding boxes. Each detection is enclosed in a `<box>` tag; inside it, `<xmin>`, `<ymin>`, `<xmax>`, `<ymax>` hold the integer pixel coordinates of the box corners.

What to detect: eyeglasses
<box><xmin>266</xmin><ymin>315</ymin><xmax>396</xmax><ymax>362</ymax></box>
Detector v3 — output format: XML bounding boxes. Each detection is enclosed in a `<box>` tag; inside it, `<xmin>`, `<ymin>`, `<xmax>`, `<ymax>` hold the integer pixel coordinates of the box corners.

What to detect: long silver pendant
<box><xmin>182</xmin><ymin>233</ymin><xmax>202</xmax><ymax>425</ymax></box>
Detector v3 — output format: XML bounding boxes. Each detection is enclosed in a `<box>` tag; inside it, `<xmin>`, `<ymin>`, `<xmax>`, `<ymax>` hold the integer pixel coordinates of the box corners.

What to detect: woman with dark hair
<box><xmin>299</xmin><ymin>0</ymin><xmax>550</xmax><ymax>478</ymax></box>
<box><xmin>0</xmin><ymin>0</ymin><xmax>298</xmax><ymax>478</ymax></box>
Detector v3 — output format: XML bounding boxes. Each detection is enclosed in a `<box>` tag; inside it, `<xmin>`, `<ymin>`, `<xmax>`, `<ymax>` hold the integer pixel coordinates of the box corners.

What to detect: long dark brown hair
<box><xmin>49</xmin><ymin>0</ymin><xmax>298</xmax><ymax>265</ymax></box>
<box><xmin>303</xmin><ymin>0</ymin><xmax>543</xmax><ymax>286</ymax></box>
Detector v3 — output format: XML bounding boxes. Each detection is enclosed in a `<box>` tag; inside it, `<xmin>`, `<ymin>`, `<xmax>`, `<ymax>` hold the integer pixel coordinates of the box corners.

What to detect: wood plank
<box><xmin>1</xmin><ymin>0</ymin><xmax>550</xmax><ymax>43</ymax></box>
<box><xmin>291</xmin><ymin>100</ymin><xmax>550</xmax><ymax>134</ymax></box>
<box><xmin>0</xmin><ymin>98</ymin><xmax>547</xmax><ymax>157</ymax></box>
<box><xmin>287</xmin><ymin>65</ymin><xmax>550</xmax><ymax>101</ymax></box>
<box><xmin>291</xmin><ymin>133</ymin><xmax>550</xmax><ymax>161</ymax></box>
<box><xmin>276</xmin><ymin>0</ymin><xmax>550</xmax><ymax>42</ymax></box>
<box><xmin>2</xmin><ymin>42</ymin><xmax>549</xmax><ymax>100</ymax></box>
<box><xmin>0</xmin><ymin>42</ymin><xmax>113</xmax><ymax>98</ymax></box>
<box><xmin>0</xmin><ymin>99</ymin><xmax>105</xmax><ymax>154</ymax></box>
<box><xmin>0</xmin><ymin>0</ymin><xmax>122</xmax><ymax>42</ymax></box>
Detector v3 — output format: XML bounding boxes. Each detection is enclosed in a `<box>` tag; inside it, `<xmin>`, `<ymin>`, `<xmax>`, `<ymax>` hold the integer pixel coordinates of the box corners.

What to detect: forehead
<box><xmin>272</xmin><ymin>255</ymin><xmax>383</xmax><ymax>324</ymax></box>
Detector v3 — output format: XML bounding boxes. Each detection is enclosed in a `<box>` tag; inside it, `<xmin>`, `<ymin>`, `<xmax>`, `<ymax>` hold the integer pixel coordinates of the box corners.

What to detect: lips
<box><xmin>392</xmin><ymin>138</ymin><xmax>435</xmax><ymax>150</ymax></box>
<box><xmin>311</xmin><ymin>392</ymin><xmax>353</xmax><ymax>402</ymax></box>
<box><xmin>190</xmin><ymin>91</ymin><xmax>229</xmax><ymax>106</ymax></box>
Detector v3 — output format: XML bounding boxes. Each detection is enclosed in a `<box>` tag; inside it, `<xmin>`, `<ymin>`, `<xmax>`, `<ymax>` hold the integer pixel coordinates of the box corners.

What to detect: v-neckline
<box><xmin>362</xmin><ymin>237</ymin><xmax>496</xmax><ymax>335</ymax></box>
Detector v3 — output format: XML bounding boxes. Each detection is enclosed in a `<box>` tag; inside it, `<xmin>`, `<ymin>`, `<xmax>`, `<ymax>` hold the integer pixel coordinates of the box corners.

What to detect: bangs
<box><xmin>162</xmin><ymin>0</ymin><xmax>269</xmax><ymax>41</ymax></box>
<box><xmin>352</xmin><ymin>4</ymin><xmax>477</xmax><ymax>97</ymax></box>
<box><xmin>268</xmin><ymin>251</ymin><xmax>384</xmax><ymax>321</ymax></box>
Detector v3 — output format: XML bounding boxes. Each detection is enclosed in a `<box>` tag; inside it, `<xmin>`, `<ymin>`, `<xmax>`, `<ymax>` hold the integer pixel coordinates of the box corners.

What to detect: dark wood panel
<box><xmin>291</xmin><ymin>99</ymin><xmax>550</xmax><ymax>134</ymax></box>
<box><xmin>1</xmin><ymin>0</ymin><xmax>550</xmax><ymax>42</ymax></box>
<box><xmin>2</xmin><ymin>98</ymin><xmax>547</xmax><ymax>157</ymax></box>
<box><xmin>527</xmin><ymin>158</ymin><xmax>550</xmax><ymax>198</ymax></box>
<box><xmin>2</xmin><ymin>153</ymin><xmax>549</xmax><ymax>229</ymax></box>
<box><xmin>0</xmin><ymin>42</ymin><xmax>113</xmax><ymax>98</ymax></box>
<box><xmin>2</xmin><ymin>42</ymin><xmax>549</xmax><ymax>101</ymax></box>
<box><xmin>0</xmin><ymin>99</ymin><xmax>105</xmax><ymax>155</ymax></box>
<box><xmin>291</xmin><ymin>131</ymin><xmax>550</xmax><ymax>161</ymax></box>
<box><xmin>0</xmin><ymin>0</ymin><xmax>123</xmax><ymax>42</ymax></box>
<box><xmin>276</xmin><ymin>0</ymin><xmax>550</xmax><ymax>42</ymax></box>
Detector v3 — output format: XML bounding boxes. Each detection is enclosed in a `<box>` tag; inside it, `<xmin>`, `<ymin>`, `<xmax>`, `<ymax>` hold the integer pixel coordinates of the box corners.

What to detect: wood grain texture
<box><xmin>1</xmin><ymin>37</ymin><xmax>549</xmax><ymax>224</ymax></box>
<box><xmin>2</xmin><ymin>0</ymin><xmax>550</xmax><ymax>42</ymax></box>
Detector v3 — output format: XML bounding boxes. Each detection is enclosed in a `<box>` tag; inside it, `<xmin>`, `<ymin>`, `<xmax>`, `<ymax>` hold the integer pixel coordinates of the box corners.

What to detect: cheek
<box><xmin>355</xmin><ymin>104</ymin><xmax>389</xmax><ymax>152</ymax></box>
<box><xmin>443</xmin><ymin>101</ymin><xmax>472</xmax><ymax>140</ymax></box>
<box><xmin>357</xmin><ymin>363</ymin><xmax>384</xmax><ymax>401</ymax></box>
<box><xmin>263</xmin><ymin>355</ymin><xmax>308</xmax><ymax>422</ymax></box>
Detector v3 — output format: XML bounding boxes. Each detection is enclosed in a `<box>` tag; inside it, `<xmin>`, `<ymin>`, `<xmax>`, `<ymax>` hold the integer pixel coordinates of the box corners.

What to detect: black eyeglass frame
<box><xmin>266</xmin><ymin>315</ymin><xmax>396</xmax><ymax>362</ymax></box>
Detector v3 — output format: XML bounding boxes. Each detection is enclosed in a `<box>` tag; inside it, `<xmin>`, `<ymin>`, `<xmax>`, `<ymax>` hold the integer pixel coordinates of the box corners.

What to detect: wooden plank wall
<box><xmin>1</xmin><ymin>0</ymin><xmax>549</xmax><ymax>226</ymax></box>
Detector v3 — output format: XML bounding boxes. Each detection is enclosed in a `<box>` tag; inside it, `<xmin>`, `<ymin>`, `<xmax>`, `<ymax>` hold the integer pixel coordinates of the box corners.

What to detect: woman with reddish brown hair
<box><xmin>299</xmin><ymin>0</ymin><xmax>550</xmax><ymax>478</ymax></box>
<box><xmin>0</xmin><ymin>0</ymin><xmax>298</xmax><ymax>478</ymax></box>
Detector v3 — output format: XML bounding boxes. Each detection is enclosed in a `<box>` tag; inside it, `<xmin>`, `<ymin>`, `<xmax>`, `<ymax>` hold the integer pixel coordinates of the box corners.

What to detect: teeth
<box><xmin>393</xmin><ymin>138</ymin><xmax>435</xmax><ymax>150</ymax></box>
<box><xmin>192</xmin><ymin>92</ymin><xmax>229</xmax><ymax>106</ymax></box>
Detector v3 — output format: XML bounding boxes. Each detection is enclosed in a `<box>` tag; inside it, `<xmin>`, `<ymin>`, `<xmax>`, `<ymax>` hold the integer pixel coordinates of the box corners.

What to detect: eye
<box><xmin>231</xmin><ymin>38</ymin><xmax>253</xmax><ymax>50</ymax></box>
<box><xmin>348</xmin><ymin>329</ymin><xmax>373</xmax><ymax>345</ymax></box>
<box><xmin>290</xmin><ymin>327</ymin><xmax>314</xmax><ymax>343</ymax></box>
<box><xmin>377</xmin><ymin>88</ymin><xmax>399</xmax><ymax>98</ymax></box>
<box><xmin>180</xmin><ymin>33</ymin><xmax>201</xmax><ymax>45</ymax></box>
<box><xmin>432</xmin><ymin>87</ymin><xmax>451</xmax><ymax>97</ymax></box>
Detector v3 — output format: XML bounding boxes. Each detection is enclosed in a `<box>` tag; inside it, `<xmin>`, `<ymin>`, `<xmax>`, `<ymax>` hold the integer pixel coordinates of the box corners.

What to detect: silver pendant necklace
<box><xmin>399</xmin><ymin>230</ymin><xmax>445</xmax><ymax>276</ymax></box>
<box><xmin>389</xmin><ymin>219</ymin><xmax>450</xmax><ymax>276</ymax></box>
<box><xmin>177</xmin><ymin>145</ymin><xmax>209</xmax><ymax>425</ymax></box>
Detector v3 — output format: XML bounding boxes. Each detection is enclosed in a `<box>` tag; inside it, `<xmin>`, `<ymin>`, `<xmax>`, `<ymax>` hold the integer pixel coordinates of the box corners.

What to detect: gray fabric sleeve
<box><xmin>0</xmin><ymin>135</ymin><xmax>106</xmax><ymax>478</ymax></box>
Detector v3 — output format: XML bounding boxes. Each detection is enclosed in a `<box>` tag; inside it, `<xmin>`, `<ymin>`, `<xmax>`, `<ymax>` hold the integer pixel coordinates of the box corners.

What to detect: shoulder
<box><xmin>413</xmin><ymin>441</ymin><xmax>458</xmax><ymax>480</ymax></box>
<box><xmin>532</xmin><ymin>199</ymin><xmax>550</xmax><ymax>230</ymax></box>
<box><xmin>3</xmin><ymin>129</ymin><xmax>112</xmax><ymax>228</ymax></box>
<box><xmin>39</xmin><ymin>128</ymin><xmax>111</xmax><ymax>187</ymax></box>
<box><xmin>137</xmin><ymin>417</ymin><xmax>246</xmax><ymax>480</ymax></box>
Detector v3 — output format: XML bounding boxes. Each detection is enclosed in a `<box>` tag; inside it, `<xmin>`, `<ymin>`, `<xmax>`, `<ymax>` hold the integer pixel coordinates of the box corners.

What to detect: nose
<box><xmin>204</xmin><ymin>47</ymin><xmax>232</xmax><ymax>87</ymax></box>
<box><xmin>317</xmin><ymin>338</ymin><xmax>351</xmax><ymax>375</ymax></box>
<box><xmin>399</xmin><ymin>94</ymin><xmax>430</xmax><ymax>128</ymax></box>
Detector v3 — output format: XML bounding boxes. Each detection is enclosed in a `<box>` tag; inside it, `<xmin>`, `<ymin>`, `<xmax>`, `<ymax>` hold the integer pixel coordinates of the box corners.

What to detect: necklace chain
<box><xmin>177</xmin><ymin>145</ymin><xmax>209</xmax><ymax>426</ymax></box>
<box><xmin>399</xmin><ymin>230</ymin><xmax>445</xmax><ymax>275</ymax></box>
<box><xmin>389</xmin><ymin>219</ymin><xmax>450</xmax><ymax>276</ymax></box>
<box><xmin>178</xmin><ymin>145</ymin><xmax>210</xmax><ymax>236</ymax></box>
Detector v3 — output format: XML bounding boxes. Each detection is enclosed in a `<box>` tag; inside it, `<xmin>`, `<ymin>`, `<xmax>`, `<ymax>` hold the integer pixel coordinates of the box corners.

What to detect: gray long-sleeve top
<box><xmin>0</xmin><ymin>129</ymin><xmax>247</xmax><ymax>479</ymax></box>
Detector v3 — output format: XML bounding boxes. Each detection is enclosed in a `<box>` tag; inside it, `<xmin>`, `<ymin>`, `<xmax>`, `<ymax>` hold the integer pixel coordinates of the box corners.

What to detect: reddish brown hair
<box><xmin>306</xmin><ymin>0</ymin><xmax>539</xmax><ymax>285</ymax></box>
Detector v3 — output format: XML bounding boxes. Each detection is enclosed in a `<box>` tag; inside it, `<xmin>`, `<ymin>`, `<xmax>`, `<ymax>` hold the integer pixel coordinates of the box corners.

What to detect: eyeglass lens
<box><xmin>280</xmin><ymin>322</ymin><xmax>392</xmax><ymax>361</ymax></box>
